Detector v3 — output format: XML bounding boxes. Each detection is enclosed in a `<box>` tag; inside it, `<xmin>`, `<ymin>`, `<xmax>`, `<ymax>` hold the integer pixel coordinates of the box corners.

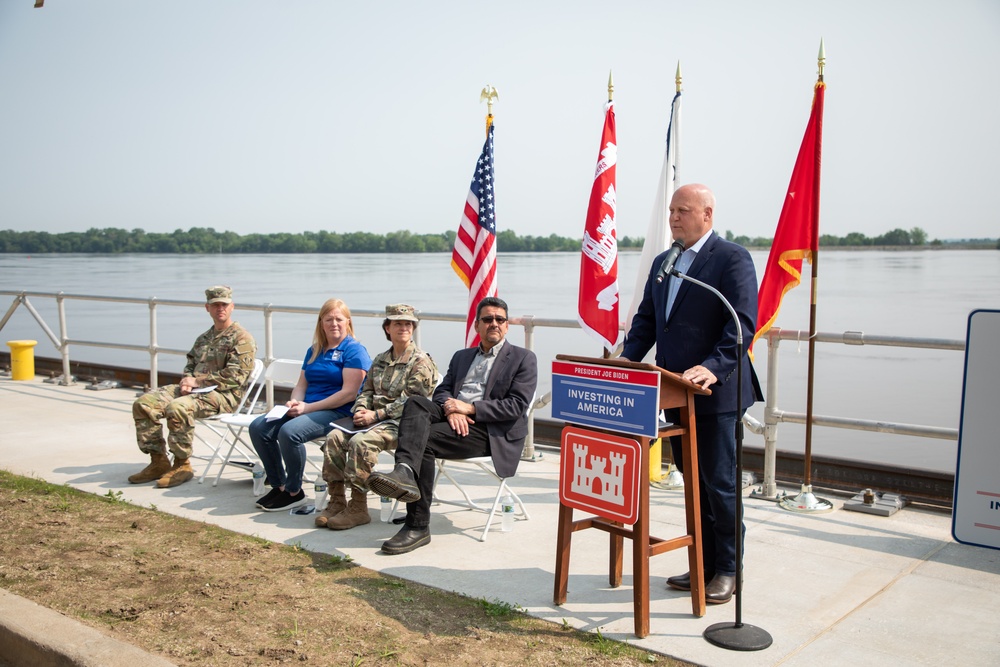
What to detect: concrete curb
<box><xmin>0</xmin><ymin>589</ymin><xmax>176</xmax><ymax>667</ymax></box>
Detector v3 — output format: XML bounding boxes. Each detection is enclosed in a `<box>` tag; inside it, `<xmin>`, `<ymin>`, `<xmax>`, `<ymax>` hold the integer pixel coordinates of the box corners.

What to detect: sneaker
<box><xmin>260</xmin><ymin>489</ymin><xmax>308</xmax><ymax>513</ymax></box>
<box><xmin>255</xmin><ymin>487</ymin><xmax>283</xmax><ymax>510</ymax></box>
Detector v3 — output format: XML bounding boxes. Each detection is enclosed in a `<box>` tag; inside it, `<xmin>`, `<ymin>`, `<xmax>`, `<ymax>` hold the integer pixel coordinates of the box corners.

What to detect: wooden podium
<box><xmin>552</xmin><ymin>354</ymin><xmax>710</xmax><ymax>638</ymax></box>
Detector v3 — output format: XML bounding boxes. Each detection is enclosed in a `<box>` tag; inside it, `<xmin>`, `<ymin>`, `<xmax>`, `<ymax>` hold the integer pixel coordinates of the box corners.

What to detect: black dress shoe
<box><xmin>368</xmin><ymin>464</ymin><xmax>420</xmax><ymax>503</ymax></box>
<box><xmin>704</xmin><ymin>574</ymin><xmax>736</xmax><ymax>604</ymax></box>
<box><xmin>381</xmin><ymin>526</ymin><xmax>431</xmax><ymax>555</ymax></box>
<box><xmin>665</xmin><ymin>571</ymin><xmax>715</xmax><ymax>592</ymax></box>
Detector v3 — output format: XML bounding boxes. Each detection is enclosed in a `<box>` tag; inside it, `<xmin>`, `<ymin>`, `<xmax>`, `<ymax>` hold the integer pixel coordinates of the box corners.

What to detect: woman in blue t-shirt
<box><xmin>250</xmin><ymin>298</ymin><xmax>372</xmax><ymax>512</ymax></box>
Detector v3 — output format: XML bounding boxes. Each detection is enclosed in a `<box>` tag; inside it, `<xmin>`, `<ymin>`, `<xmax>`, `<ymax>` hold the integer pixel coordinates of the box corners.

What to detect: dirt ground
<box><xmin>0</xmin><ymin>471</ymin><xmax>690</xmax><ymax>666</ymax></box>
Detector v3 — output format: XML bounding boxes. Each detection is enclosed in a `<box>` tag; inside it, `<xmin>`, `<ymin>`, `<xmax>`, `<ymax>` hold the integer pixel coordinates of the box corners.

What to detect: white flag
<box><xmin>623</xmin><ymin>91</ymin><xmax>681</xmax><ymax>345</ymax></box>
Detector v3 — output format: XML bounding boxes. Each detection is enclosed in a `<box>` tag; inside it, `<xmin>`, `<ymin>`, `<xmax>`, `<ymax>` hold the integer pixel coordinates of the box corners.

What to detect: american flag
<box><xmin>451</xmin><ymin>123</ymin><xmax>498</xmax><ymax>347</ymax></box>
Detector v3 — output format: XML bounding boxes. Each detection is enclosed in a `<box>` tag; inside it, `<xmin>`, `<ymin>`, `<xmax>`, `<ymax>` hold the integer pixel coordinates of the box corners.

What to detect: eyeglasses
<box><xmin>479</xmin><ymin>315</ymin><xmax>508</xmax><ymax>325</ymax></box>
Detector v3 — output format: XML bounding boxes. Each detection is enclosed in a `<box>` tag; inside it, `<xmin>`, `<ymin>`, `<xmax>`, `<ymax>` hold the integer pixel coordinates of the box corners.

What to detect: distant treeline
<box><xmin>0</xmin><ymin>226</ymin><xmax>996</xmax><ymax>253</ymax></box>
<box><xmin>0</xmin><ymin>228</ymin><xmax>644</xmax><ymax>253</ymax></box>
<box><xmin>726</xmin><ymin>226</ymin><xmax>997</xmax><ymax>248</ymax></box>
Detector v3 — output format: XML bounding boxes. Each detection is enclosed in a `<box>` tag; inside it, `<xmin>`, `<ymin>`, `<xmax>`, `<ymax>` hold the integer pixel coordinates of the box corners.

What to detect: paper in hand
<box><xmin>265</xmin><ymin>405</ymin><xmax>289</xmax><ymax>421</ymax></box>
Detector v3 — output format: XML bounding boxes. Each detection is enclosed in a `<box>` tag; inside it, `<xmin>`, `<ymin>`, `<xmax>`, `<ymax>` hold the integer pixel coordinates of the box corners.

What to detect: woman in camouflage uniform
<box><xmin>317</xmin><ymin>304</ymin><xmax>438</xmax><ymax>530</ymax></box>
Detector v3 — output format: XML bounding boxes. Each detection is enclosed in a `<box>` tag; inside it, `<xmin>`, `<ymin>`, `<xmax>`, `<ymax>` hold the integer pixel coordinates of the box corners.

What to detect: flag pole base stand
<box><xmin>703</xmin><ymin>621</ymin><xmax>773</xmax><ymax>651</ymax></box>
<box><xmin>749</xmin><ymin>487</ymin><xmax>787</xmax><ymax>503</ymax></box>
<box><xmin>778</xmin><ymin>484</ymin><xmax>834</xmax><ymax>514</ymax></box>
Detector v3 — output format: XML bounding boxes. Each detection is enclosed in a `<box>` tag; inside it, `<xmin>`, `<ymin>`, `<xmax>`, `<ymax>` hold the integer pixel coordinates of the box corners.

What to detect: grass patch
<box><xmin>0</xmin><ymin>469</ymin><xmax>689</xmax><ymax>666</ymax></box>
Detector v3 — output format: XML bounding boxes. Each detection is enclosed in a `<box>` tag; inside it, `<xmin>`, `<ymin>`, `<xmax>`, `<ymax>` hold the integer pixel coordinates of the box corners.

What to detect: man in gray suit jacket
<box><xmin>368</xmin><ymin>296</ymin><xmax>538</xmax><ymax>554</ymax></box>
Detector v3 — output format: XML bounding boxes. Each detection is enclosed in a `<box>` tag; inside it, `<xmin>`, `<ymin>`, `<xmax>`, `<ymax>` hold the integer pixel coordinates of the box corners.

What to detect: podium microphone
<box><xmin>655</xmin><ymin>241</ymin><xmax>685</xmax><ymax>284</ymax></box>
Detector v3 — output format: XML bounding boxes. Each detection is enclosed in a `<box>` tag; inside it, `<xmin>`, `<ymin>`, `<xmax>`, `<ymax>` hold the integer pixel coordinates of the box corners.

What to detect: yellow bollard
<box><xmin>6</xmin><ymin>340</ymin><xmax>38</xmax><ymax>381</ymax></box>
<box><xmin>649</xmin><ymin>438</ymin><xmax>663</xmax><ymax>482</ymax></box>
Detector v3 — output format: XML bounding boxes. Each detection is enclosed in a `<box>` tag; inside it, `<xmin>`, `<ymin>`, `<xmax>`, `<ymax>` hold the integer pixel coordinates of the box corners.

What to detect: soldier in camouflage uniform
<box><xmin>128</xmin><ymin>286</ymin><xmax>257</xmax><ymax>488</ymax></box>
<box><xmin>318</xmin><ymin>304</ymin><xmax>437</xmax><ymax>530</ymax></box>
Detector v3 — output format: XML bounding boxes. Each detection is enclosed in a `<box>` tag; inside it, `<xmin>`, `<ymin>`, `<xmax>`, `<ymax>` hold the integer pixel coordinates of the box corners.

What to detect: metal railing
<box><xmin>0</xmin><ymin>290</ymin><xmax>555</xmax><ymax>458</ymax></box>
<box><xmin>2</xmin><ymin>290</ymin><xmax>965</xmax><ymax>490</ymax></box>
<box><xmin>747</xmin><ymin>327</ymin><xmax>963</xmax><ymax>500</ymax></box>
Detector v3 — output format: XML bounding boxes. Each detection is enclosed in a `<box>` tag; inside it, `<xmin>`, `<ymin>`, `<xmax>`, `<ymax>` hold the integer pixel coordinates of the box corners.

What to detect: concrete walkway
<box><xmin>2</xmin><ymin>377</ymin><xmax>999</xmax><ymax>667</ymax></box>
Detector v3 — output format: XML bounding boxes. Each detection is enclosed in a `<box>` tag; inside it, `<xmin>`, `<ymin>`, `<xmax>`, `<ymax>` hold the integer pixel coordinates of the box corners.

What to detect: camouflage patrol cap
<box><xmin>385</xmin><ymin>303</ymin><xmax>418</xmax><ymax>322</ymax></box>
<box><xmin>205</xmin><ymin>285</ymin><xmax>233</xmax><ymax>304</ymax></box>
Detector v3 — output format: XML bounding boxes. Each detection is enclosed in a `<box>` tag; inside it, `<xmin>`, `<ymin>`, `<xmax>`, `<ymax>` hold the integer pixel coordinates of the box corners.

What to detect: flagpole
<box><xmin>778</xmin><ymin>39</ymin><xmax>834</xmax><ymax>514</ymax></box>
<box><xmin>804</xmin><ymin>45</ymin><xmax>823</xmax><ymax>485</ymax></box>
<box><xmin>673</xmin><ymin>62</ymin><xmax>681</xmax><ymax>181</ymax></box>
<box><xmin>655</xmin><ymin>60</ymin><xmax>686</xmax><ymax>490</ymax></box>
<box><xmin>577</xmin><ymin>72</ymin><xmax>622</xmax><ymax>356</ymax></box>
<box><xmin>452</xmin><ymin>86</ymin><xmax>499</xmax><ymax>348</ymax></box>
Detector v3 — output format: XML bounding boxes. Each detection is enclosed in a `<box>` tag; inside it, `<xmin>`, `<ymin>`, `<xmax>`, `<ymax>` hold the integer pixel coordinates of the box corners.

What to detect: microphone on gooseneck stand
<box><xmin>655</xmin><ymin>241</ymin><xmax>686</xmax><ymax>284</ymax></box>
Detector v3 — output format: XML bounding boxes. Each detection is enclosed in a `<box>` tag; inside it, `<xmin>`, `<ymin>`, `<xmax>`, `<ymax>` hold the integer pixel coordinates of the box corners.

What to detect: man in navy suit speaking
<box><xmin>622</xmin><ymin>183</ymin><xmax>762</xmax><ymax>604</ymax></box>
<box><xmin>369</xmin><ymin>296</ymin><xmax>538</xmax><ymax>555</ymax></box>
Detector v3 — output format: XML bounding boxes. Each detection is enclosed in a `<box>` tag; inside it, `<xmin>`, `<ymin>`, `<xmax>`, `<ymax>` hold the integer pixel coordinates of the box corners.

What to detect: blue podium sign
<box><xmin>551</xmin><ymin>360</ymin><xmax>661</xmax><ymax>438</ymax></box>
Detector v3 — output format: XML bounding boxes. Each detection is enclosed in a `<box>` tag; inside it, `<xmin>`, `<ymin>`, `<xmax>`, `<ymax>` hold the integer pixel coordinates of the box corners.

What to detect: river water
<box><xmin>3</xmin><ymin>250</ymin><xmax>999</xmax><ymax>474</ymax></box>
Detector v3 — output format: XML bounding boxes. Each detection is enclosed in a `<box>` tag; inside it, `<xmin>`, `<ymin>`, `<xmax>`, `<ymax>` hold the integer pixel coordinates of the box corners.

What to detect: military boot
<box><xmin>127</xmin><ymin>451</ymin><xmax>172</xmax><ymax>484</ymax></box>
<box><xmin>327</xmin><ymin>488</ymin><xmax>372</xmax><ymax>530</ymax></box>
<box><xmin>156</xmin><ymin>456</ymin><xmax>194</xmax><ymax>488</ymax></box>
<box><xmin>314</xmin><ymin>481</ymin><xmax>347</xmax><ymax>528</ymax></box>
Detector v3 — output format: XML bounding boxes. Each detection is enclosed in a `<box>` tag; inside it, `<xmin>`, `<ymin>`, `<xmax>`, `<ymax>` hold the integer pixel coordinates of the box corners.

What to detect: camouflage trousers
<box><xmin>322</xmin><ymin>422</ymin><xmax>398</xmax><ymax>492</ymax></box>
<box><xmin>132</xmin><ymin>385</ymin><xmax>238</xmax><ymax>459</ymax></box>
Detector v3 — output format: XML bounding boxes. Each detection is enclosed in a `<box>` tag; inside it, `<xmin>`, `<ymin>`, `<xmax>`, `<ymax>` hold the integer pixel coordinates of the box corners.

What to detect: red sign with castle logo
<box><xmin>559</xmin><ymin>425</ymin><xmax>642</xmax><ymax>524</ymax></box>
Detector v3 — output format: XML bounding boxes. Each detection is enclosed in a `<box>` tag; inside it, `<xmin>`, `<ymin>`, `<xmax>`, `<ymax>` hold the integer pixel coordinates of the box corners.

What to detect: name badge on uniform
<box><xmin>331</xmin><ymin>350</ymin><xmax>342</xmax><ymax>362</ymax></box>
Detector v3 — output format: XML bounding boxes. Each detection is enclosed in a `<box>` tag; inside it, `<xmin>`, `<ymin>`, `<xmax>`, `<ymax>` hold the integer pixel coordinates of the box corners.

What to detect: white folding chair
<box><xmin>199</xmin><ymin>358</ymin><xmax>302</xmax><ymax>486</ymax></box>
<box><xmin>431</xmin><ymin>392</ymin><xmax>537</xmax><ymax>541</ymax></box>
<box><xmin>432</xmin><ymin>457</ymin><xmax>530</xmax><ymax>541</ymax></box>
<box><xmin>193</xmin><ymin>358</ymin><xmax>264</xmax><ymax>482</ymax></box>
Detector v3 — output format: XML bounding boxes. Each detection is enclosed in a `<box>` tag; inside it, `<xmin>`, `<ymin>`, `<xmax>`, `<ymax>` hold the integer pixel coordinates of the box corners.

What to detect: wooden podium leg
<box><xmin>632</xmin><ymin>438</ymin><xmax>651</xmax><ymax>638</ymax></box>
<box><xmin>554</xmin><ymin>501</ymin><xmax>574</xmax><ymax>605</ymax></box>
<box><xmin>681</xmin><ymin>415</ymin><xmax>706</xmax><ymax>617</ymax></box>
<box><xmin>610</xmin><ymin>522</ymin><xmax>623</xmax><ymax>587</ymax></box>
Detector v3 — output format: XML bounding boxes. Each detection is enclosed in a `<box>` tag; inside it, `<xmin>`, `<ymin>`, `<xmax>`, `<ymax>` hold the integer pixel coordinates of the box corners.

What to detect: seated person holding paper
<box><xmin>250</xmin><ymin>298</ymin><xmax>371</xmax><ymax>512</ymax></box>
<box><xmin>129</xmin><ymin>285</ymin><xmax>256</xmax><ymax>489</ymax></box>
<box><xmin>316</xmin><ymin>303</ymin><xmax>438</xmax><ymax>530</ymax></box>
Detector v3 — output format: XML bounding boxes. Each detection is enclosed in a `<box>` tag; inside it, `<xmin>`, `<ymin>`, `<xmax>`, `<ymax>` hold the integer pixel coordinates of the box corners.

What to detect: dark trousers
<box><xmin>666</xmin><ymin>409</ymin><xmax>744</xmax><ymax>577</ymax></box>
<box><xmin>394</xmin><ymin>395</ymin><xmax>490</xmax><ymax>528</ymax></box>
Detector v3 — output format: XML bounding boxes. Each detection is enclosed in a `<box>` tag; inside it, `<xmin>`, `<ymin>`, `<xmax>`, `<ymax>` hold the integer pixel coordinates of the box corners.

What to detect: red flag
<box><xmin>578</xmin><ymin>102</ymin><xmax>622</xmax><ymax>352</ymax></box>
<box><xmin>752</xmin><ymin>82</ymin><xmax>825</xmax><ymax>353</ymax></box>
<box><xmin>451</xmin><ymin>123</ymin><xmax>498</xmax><ymax>347</ymax></box>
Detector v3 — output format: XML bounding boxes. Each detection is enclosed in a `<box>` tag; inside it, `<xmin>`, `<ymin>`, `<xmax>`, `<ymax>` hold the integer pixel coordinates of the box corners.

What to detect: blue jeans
<box><xmin>249</xmin><ymin>410</ymin><xmax>340</xmax><ymax>494</ymax></box>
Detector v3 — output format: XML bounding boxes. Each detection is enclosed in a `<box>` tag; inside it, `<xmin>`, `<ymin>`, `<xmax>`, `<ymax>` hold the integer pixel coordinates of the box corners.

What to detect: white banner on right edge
<box><xmin>953</xmin><ymin>309</ymin><xmax>1000</xmax><ymax>550</ymax></box>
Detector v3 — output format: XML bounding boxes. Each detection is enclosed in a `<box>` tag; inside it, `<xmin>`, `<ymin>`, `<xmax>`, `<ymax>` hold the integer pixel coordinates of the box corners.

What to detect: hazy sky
<box><xmin>1</xmin><ymin>1</ymin><xmax>998</xmax><ymax>241</ymax></box>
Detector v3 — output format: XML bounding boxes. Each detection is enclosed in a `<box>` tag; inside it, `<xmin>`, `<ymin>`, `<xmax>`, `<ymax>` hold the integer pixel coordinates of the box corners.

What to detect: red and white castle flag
<box><xmin>577</xmin><ymin>102</ymin><xmax>622</xmax><ymax>352</ymax></box>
